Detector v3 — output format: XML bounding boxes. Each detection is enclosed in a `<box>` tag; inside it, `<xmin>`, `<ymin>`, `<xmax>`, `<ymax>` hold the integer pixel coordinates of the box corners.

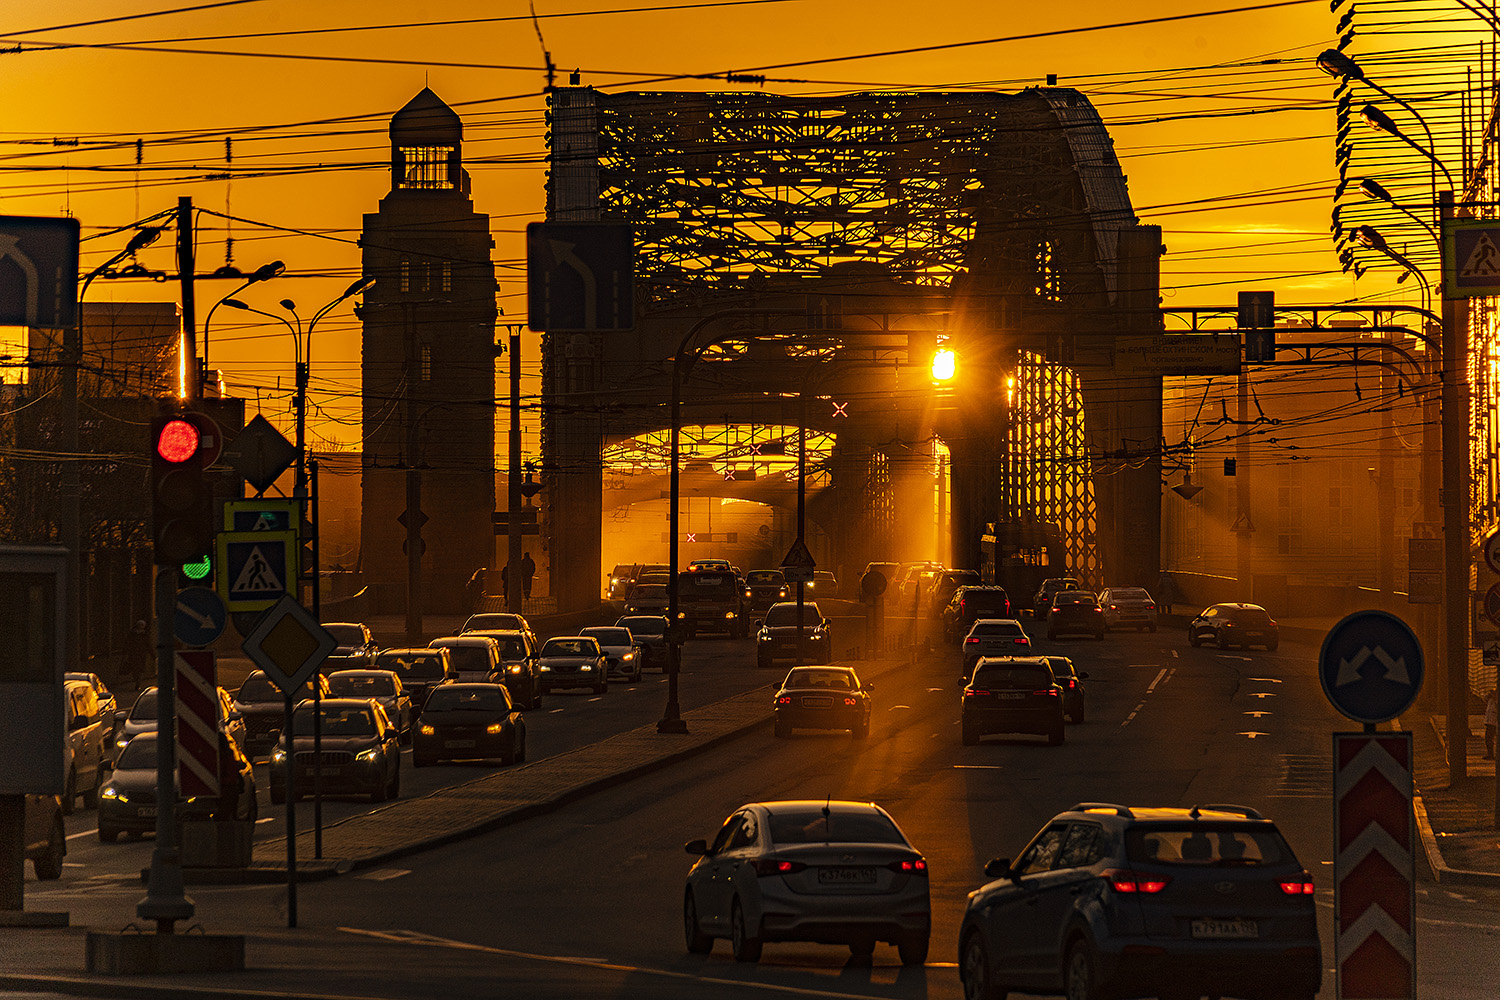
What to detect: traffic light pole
<box><xmin>508</xmin><ymin>328</ymin><xmax>523</xmax><ymax>615</ymax></box>
<box><xmin>137</xmin><ymin>566</ymin><xmax>193</xmax><ymax>933</ymax></box>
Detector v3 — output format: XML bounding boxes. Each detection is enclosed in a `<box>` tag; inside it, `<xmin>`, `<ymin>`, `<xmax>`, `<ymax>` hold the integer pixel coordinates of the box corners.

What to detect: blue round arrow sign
<box><xmin>174</xmin><ymin>586</ymin><xmax>228</xmax><ymax>648</ymax></box>
<box><xmin>1318</xmin><ymin>610</ymin><xmax>1424</xmax><ymax>724</ymax></box>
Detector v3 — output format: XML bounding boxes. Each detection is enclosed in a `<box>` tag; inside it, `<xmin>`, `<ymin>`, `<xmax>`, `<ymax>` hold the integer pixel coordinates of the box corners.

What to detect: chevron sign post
<box><xmin>174</xmin><ymin>650</ymin><xmax>220</xmax><ymax>798</ymax></box>
<box><xmin>1334</xmin><ymin>732</ymin><xmax>1414</xmax><ymax>1000</ymax></box>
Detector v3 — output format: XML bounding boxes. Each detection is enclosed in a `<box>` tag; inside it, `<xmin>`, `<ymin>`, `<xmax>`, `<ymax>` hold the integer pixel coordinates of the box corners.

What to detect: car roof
<box><xmin>785</xmin><ymin>665</ymin><xmax>856</xmax><ymax>676</ymax></box>
<box><xmin>970</xmin><ymin>617</ymin><xmax>1024</xmax><ymax>627</ymax></box>
<box><xmin>300</xmin><ymin>697</ymin><xmax>378</xmax><ymax>710</ymax></box>
<box><xmin>378</xmin><ymin>647</ymin><xmax>448</xmax><ymax>657</ymax></box>
<box><xmin>767</xmin><ymin>600</ymin><xmax>822</xmax><ymax>611</ymax></box>
<box><xmin>749</xmin><ymin>799</ymin><xmax>886</xmax><ymax>816</ymax></box>
<box><xmin>1057</xmin><ymin>803</ymin><xmax>1271</xmax><ymax>826</ymax></box>
<box><xmin>1213</xmin><ymin>603</ymin><xmax>1268</xmax><ymax>611</ymax></box>
<box><xmin>544</xmin><ymin>635</ymin><xmax>599</xmax><ymax>643</ymax></box>
<box><xmin>430</xmin><ymin>635</ymin><xmax>497</xmax><ymax>646</ymax></box>
<box><xmin>327</xmin><ymin>669</ymin><xmax>397</xmax><ymax>679</ymax></box>
<box><xmin>973</xmin><ymin>655</ymin><xmax>1052</xmax><ymax>668</ymax></box>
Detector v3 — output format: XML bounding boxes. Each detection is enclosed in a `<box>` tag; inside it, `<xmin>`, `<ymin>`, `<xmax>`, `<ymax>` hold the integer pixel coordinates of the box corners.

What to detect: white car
<box><xmin>683</xmin><ymin>800</ymin><xmax>930</xmax><ymax>966</ymax></box>
<box><xmin>1098</xmin><ymin>586</ymin><xmax>1158</xmax><ymax>632</ymax></box>
<box><xmin>579</xmin><ymin>626</ymin><xmax>644</xmax><ymax>682</ymax></box>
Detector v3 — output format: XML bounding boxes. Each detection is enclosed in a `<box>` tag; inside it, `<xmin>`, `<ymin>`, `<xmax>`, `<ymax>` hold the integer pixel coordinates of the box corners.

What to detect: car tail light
<box><xmin>887</xmin><ymin>857</ymin><xmax>928</xmax><ymax>875</ymax></box>
<box><xmin>1109</xmin><ymin>604</ymin><xmax>1118</xmax><ymax>610</ymax></box>
<box><xmin>843</xmin><ymin>697</ymin><xmax>858</xmax><ymax>706</ymax></box>
<box><xmin>1280</xmin><ymin>877</ymin><xmax>1316</xmax><ymax>895</ymax></box>
<box><xmin>1033</xmin><ymin>688</ymin><xmax>1059</xmax><ymax>697</ymax></box>
<box><xmin>1066</xmin><ymin>678</ymin><xmax>1077</xmax><ymax>689</ymax></box>
<box><xmin>1103</xmin><ymin>869</ymin><xmax>1172</xmax><ymax>894</ymax></box>
<box><xmin>965</xmin><ymin>637</ymin><xmax>980</xmax><ymax>645</ymax></box>
<box><xmin>1145</xmin><ymin>604</ymin><xmax>1155</xmax><ymax>611</ymax></box>
<box><xmin>775</xmin><ymin>695</ymin><xmax>792</xmax><ymax>705</ymax></box>
<box><xmin>965</xmin><ymin>689</ymin><xmax>991</xmax><ymax>698</ymax></box>
<box><xmin>1013</xmin><ymin>637</ymin><xmax>1028</xmax><ymax>644</ymax></box>
<box><xmin>753</xmin><ymin>858</ymin><xmax>807</xmax><ymax>876</ymax></box>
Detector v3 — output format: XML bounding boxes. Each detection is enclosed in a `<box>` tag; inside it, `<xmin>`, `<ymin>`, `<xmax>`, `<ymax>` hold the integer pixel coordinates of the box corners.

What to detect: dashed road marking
<box><xmin>1250</xmin><ymin>692</ymin><xmax>1275</xmax><ymax>699</ymax></box>
<box><xmin>1249</xmin><ymin>677</ymin><xmax>1283</xmax><ymax>683</ymax></box>
<box><xmin>1238</xmin><ymin>732</ymin><xmax>1269</xmax><ymax>739</ymax></box>
<box><xmin>550</xmin><ymin>708</ymin><xmax>565</xmax><ymax>714</ymax></box>
<box><xmin>953</xmin><ymin>765</ymin><xmax>1003</xmax><ymax>769</ymax></box>
<box><xmin>588</xmin><ymin>697</ymin><xmax>603</xmax><ymax>703</ymax></box>
<box><xmin>355</xmin><ymin>868</ymin><xmax>411</xmax><ymax>881</ymax></box>
<box><xmin>1170</xmin><ymin>649</ymin><xmax>1179</xmax><ymax>658</ymax></box>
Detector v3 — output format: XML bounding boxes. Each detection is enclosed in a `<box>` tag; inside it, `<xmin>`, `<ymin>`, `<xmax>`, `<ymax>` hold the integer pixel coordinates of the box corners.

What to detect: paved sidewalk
<box><xmin>1407</xmin><ymin>713</ymin><xmax>1500</xmax><ymax>885</ymax></box>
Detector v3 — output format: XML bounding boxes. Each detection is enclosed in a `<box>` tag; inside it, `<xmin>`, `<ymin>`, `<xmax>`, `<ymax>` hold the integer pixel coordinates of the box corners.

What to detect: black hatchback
<box><xmin>958</xmin><ymin>803</ymin><xmax>1321</xmax><ymax>1000</ymax></box>
<box><xmin>961</xmin><ymin>657</ymin><xmax>1065</xmax><ymax>746</ymax></box>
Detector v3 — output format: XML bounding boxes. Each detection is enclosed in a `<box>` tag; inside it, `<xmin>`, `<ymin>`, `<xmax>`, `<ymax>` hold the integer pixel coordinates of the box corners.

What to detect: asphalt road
<box><xmin>23</xmin><ymin>613</ymin><xmax>1500</xmax><ymax>1000</ymax></box>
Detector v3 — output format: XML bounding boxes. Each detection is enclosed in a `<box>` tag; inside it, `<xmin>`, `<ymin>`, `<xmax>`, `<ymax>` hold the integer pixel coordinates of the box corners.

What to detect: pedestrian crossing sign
<box><xmin>1443</xmin><ymin>219</ymin><xmax>1500</xmax><ymax>298</ymax></box>
<box><xmin>216</xmin><ymin>529</ymin><xmax>297</xmax><ymax>612</ymax></box>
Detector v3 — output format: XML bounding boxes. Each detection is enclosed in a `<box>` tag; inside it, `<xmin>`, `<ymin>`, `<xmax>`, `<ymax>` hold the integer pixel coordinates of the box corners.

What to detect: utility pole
<box><xmin>177</xmin><ymin>197</ymin><xmax>199</xmax><ymax>401</ymax></box>
<box><xmin>508</xmin><ymin>328</ymin><xmax>523</xmax><ymax>614</ymax></box>
<box><xmin>1235</xmin><ymin>366</ymin><xmax>1253</xmax><ymax>596</ymax></box>
<box><xmin>1441</xmin><ymin>190</ymin><xmax>1472</xmax><ymax>784</ymax></box>
<box><xmin>404</xmin><ymin>305</ymin><xmax>423</xmax><ymax>645</ymax></box>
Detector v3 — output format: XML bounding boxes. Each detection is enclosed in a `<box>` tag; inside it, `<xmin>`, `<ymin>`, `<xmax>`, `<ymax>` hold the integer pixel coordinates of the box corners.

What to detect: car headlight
<box><xmin>355</xmin><ymin>748</ymin><xmax>380</xmax><ymax>762</ymax></box>
<box><xmin>101</xmin><ymin>786</ymin><xmax>123</xmax><ymax>802</ymax></box>
<box><xmin>580</xmin><ymin>664</ymin><xmax>593</xmax><ymax>672</ymax></box>
<box><xmin>486</xmin><ymin>722</ymin><xmax>505</xmax><ymax>734</ymax></box>
<box><xmin>539</xmin><ymin>665</ymin><xmax>551</xmax><ymax>672</ymax></box>
<box><xmin>725</xmin><ymin>612</ymin><xmax>735</xmax><ymax>619</ymax></box>
<box><xmin>622</xmin><ymin>652</ymin><xmax>634</xmax><ymax>661</ymax></box>
<box><xmin>676</xmin><ymin>612</ymin><xmax>685</xmax><ymax>619</ymax></box>
<box><xmin>419</xmin><ymin>723</ymin><xmax>435</xmax><ymax>736</ymax></box>
<box><xmin>116</xmin><ymin>736</ymin><xmax>130</xmax><ymax>749</ymax></box>
<box><xmin>758</xmin><ymin>630</ymin><xmax>770</xmax><ymax>640</ymax></box>
<box><xmin>507</xmin><ymin>665</ymin><xmax>523</xmax><ymax>674</ymax></box>
<box><xmin>779</xmin><ymin>589</ymin><xmax>787</xmax><ymax>598</ymax></box>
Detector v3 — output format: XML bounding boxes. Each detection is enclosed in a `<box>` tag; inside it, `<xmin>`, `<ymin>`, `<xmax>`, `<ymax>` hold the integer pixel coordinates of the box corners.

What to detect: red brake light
<box><xmin>965</xmin><ymin>637</ymin><xmax>980</xmax><ymax>644</ymax></box>
<box><xmin>843</xmin><ymin>697</ymin><xmax>858</xmax><ymax>706</ymax></box>
<box><xmin>1067</xmin><ymin>678</ymin><xmax>1077</xmax><ymax>688</ymax></box>
<box><xmin>965</xmin><ymin>689</ymin><xmax>990</xmax><ymax>697</ymax></box>
<box><xmin>753</xmin><ymin>858</ymin><xmax>807</xmax><ymax>876</ymax></box>
<box><xmin>1033</xmin><ymin>688</ymin><xmax>1059</xmax><ymax>697</ymax></box>
<box><xmin>1145</xmin><ymin>604</ymin><xmax>1155</xmax><ymax>611</ymax></box>
<box><xmin>775</xmin><ymin>695</ymin><xmax>792</xmax><ymax>705</ymax></box>
<box><xmin>887</xmin><ymin>857</ymin><xmax>928</xmax><ymax>875</ymax></box>
<box><xmin>1280</xmin><ymin>878</ymin><xmax>1316</xmax><ymax>895</ymax></box>
<box><xmin>1104</xmin><ymin>869</ymin><xmax>1171</xmax><ymax>894</ymax></box>
<box><xmin>1013</xmin><ymin>637</ymin><xmax>1028</xmax><ymax>644</ymax></box>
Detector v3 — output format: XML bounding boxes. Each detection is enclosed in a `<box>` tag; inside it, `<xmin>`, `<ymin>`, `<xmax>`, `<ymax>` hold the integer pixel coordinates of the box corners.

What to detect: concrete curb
<box><xmin>1410</xmin><ymin>718</ymin><xmax>1500</xmax><ymax>887</ymax></box>
<box><xmin>0</xmin><ymin>970</ymin><xmax>381</xmax><ymax>1000</ymax></box>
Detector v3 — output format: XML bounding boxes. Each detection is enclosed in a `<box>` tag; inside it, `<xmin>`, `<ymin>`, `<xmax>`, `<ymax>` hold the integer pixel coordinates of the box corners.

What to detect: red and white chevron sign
<box><xmin>174</xmin><ymin>650</ymin><xmax>220</xmax><ymax>799</ymax></box>
<box><xmin>1334</xmin><ymin>732</ymin><xmax>1414</xmax><ymax>1000</ymax></box>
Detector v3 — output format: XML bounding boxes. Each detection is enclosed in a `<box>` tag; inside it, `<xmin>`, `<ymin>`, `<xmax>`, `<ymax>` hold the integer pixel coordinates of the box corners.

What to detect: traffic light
<box><xmin>150</xmin><ymin>412</ymin><xmax>214</xmax><ymax>567</ymax></box>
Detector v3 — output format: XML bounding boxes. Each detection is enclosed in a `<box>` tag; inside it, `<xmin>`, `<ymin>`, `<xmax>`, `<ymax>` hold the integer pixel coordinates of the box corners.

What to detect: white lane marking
<box><xmin>1147</xmin><ymin>668</ymin><xmax>1168</xmax><ymax>693</ymax></box>
<box><xmin>1218</xmin><ymin>655</ymin><xmax>1253</xmax><ymax>662</ymax></box>
<box><xmin>65</xmin><ymin>829</ymin><xmax>97</xmax><ymax>841</ymax></box>
<box><xmin>1249</xmin><ymin>677</ymin><xmax>1283</xmax><ymax>683</ymax></box>
<box><xmin>1244</xmin><ymin>711</ymin><xmax>1271</xmax><ymax>718</ymax></box>
<box><xmin>1238</xmin><ymin>732</ymin><xmax>1268</xmax><ymax>739</ymax></box>
<box><xmin>887</xmin><ymin>705</ymin><xmax>911</xmax><ymax>711</ymax></box>
<box><xmin>1129</xmin><ymin>664</ymin><xmax>1159</xmax><ymax>669</ymax></box>
<box><xmin>1170</xmin><ymin>649</ymin><xmax>1179</xmax><ymax>658</ymax></box>
<box><xmin>339</xmin><ymin>927</ymin><xmax>902</xmax><ymax>997</ymax></box>
<box><xmin>1250</xmin><ymin>692</ymin><xmax>1275</xmax><ymax>699</ymax></box>
<box><xmin>550</xmin><ymin>708</ymin><xmax>565</xmax><ymax>714</ymax></box>
<box><xmin>62</xmin><ymin>861</ymin><xmax>84</xmax><ymax>867</ymax></box>
<box><xmin>256</xmin><ymin>816</ymin><xmax>274</xmax><ymax>824</ymax></box>
<box><xmin>953</xmin><ymin>765</ymin><xmax>1003</xmax><ymax>769</ymax></box>
<box><xmin>355</xmin><ymin>868</ymin><xmax>411</xmax><ymax>881</ymax></box>
<box><xmin>926</xmin><ymin>687</ymin><xmax>944</xmax><ymax>692</ymax></box>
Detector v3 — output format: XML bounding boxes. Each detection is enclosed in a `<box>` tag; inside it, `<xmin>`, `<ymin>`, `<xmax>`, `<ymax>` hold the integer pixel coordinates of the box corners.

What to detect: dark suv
<box><xmin>961</xmin><ymin>656</ymin><xmax>1065</xmax><ymax>746</ymax></box>
<box><xmin>958</xmin><ymin>803</ymin><xmax>1321</xmax><ymax>1000</ymax></box>
<box><xmin>755</xmin><ymin>601</ymin><xmax>831</xmax><ymax>668</ymax></box>
<box><xmin>1046</xmin><ymin>591</ymin><xmax>1106</xmax><ymax>641</ymax></box>
<box><xmin>1033</xmin><ymin>576</ymin><xmax>1081</xmax><ymax>620</ymax></box>
<box><xmin>942</xmin><ymin>586</ymin><xmax>1011</xmax><ymax>642</ymax></box>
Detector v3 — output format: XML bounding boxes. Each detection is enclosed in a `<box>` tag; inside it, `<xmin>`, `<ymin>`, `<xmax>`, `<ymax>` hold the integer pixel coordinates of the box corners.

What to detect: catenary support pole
<box><xmin>509</xmin><ymin>328</ymin><xmax>523</xmax><ymax>615</ymax></box>
<box><xmin>1441</xmin><ymin>190</ymin><xmax>1472</xmax><ymax>785</ymax></box>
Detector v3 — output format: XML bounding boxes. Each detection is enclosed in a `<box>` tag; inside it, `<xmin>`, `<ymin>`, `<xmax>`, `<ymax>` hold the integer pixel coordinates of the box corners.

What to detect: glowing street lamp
<box><xmin>931</xmin><ymin>347</ymin><xmax>956</xmax><ymax>382</ymax></box>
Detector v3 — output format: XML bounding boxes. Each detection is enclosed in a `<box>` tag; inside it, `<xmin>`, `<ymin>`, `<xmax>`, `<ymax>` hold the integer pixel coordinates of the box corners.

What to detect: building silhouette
<box><xmin>359</xmin><ymin>88</ymin><xmax>497</xmax><ymax>612</ymax></box>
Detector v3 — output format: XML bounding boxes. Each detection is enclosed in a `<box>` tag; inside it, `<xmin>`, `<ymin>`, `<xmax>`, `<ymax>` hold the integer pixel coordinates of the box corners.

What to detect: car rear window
<box><xmin>377</xmin><ymin>653</ymin><xmax>447</xmax><ymax>680</ymax></box>
<box><xmin>1126</xmin><ymin>825</ymin><xmax>1291</xmax><ymax>866</ymax></box>
<box><xmin>436</xmin><ymin>645</ymin><xmax>491</xmax><ymax>674</ymax></box>
<box><xmin>329</xmin><ymin>674</ymin><xmax>395</xmax><ymax>697</ymax></box>
<box><xmin>423</xmin><ymin>685</ymin><xmax>511</xmax><ymax>713</ymax></box>
<box><xmin>972</xmin><ymin>622</ymin><xmax>1023</xmax><ymax>637</ymax></box>
<box><xmin>1111</xmin><ymin>588</ymin><xmax>1150</xmax><ymax>600</ymax></box>
<box><xmin>747</xmin><ymin>571</ymin><xmax>783</xmax><ymax>585</ymax></box>
<box><xmin>464</xmin><ymin>614</ymin><xmax>522</xmax><ymax>632</ymax></box>
<box><xmin>324</xmin><ymin>624</ymin><xmax>366</xmax><ymax>646</ymax></box>
<box><xmin>785</xmin><ymin>669</ymin><xmax>853</xmax><ymax>690</ymax></box>
<box><xmin>767</xmin><ymin>808</ymin><xmax>906</xmax><ymax>845</ymax></box>
<box><xmin>972</xmin><ymin>666</ymin><xmax>1052</xmax><ymax>688</ymax></box>
<box><xmin>1227</xmin><ymin>607</ymin><xmax>1274</xmax><ymax>625</ymax></box>
<box><xmin>1055</xmin><ymin>594</ymin><xmax>1098</xmax><ymax>607</ymax></box>
<box><xmin>962</xmin><ymin>590</ymin><xmax>1009</xmax><ymax>608</ymax></box>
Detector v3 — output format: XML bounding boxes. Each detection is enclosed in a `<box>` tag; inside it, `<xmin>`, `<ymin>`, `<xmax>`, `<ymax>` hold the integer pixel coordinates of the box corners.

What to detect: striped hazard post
<box><xmin>1334</xmin><ymin>732</ymin><xmax>1414</xmax><ymax>1000</ymax></box>
<box><xmin>174</xmin><ymin>650</ymin><xmax>220</xmax><ymax>798</ymax></box>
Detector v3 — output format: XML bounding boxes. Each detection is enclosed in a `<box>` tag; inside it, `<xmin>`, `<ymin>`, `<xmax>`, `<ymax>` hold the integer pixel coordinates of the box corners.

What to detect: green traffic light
<box><xmin>182</xmin><ymin>555</ymin><xmax>212</xmax><ymax>580</ymax></box>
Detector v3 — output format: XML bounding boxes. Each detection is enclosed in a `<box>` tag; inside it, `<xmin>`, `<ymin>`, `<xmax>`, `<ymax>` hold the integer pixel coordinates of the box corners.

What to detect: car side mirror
<box><xmin>225</xmin><ymin>710</ymin><xmax>243</xmax><ymax>722</ymax></box>
<box><xmin>114</xmin><ymin>709</ymin><xmax>127</xmax><ymax>725</ymax></box>
<box><xmin>684</xmin><ymin>839</ymin><xmax>709</xmax><ymax>855</ymax></box>
<box><xmin>984</xmin><ymin>857</ymin><xmax>1013</xmax><ymax>879</ymax></box>
<box><xmin>865</xmin><ymin>683</ymin><xmax>875</xmax><ymax>692</ymax></box>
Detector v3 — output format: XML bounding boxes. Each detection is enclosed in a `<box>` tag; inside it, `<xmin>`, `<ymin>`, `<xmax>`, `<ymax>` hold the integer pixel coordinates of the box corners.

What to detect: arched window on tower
<box><xmin>398</xmin><ymin>146</ymin><xmax>456</xmax><ymax>189</ymax></box>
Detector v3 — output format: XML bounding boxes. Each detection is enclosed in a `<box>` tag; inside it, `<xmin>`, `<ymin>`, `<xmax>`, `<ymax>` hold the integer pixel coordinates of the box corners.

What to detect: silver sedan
<box><xmin>683</xmin><ymin>800</ymin><xmax>930</xmax><ymax>965</ymax></box>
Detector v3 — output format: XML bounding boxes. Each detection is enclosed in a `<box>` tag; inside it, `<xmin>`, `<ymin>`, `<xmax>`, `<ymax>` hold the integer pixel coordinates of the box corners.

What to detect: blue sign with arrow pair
<box><xmin>1318</xmin><ymin>610</ymin><xmax>1424</xmax><ymax>724</ymax></box>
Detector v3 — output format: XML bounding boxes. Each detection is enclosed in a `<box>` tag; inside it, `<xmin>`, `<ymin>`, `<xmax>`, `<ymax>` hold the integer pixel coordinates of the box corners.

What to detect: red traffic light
<box><xmin>156</xmin><ymin>419</ymin><xmax>200</xmax><ymax>464</ymax></box>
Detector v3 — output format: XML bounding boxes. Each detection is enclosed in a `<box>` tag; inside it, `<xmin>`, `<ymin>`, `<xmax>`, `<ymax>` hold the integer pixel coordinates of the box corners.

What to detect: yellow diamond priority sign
<box><xmin>240</xmin><ymin>595</ymin><xmax>336</xmax><ymax>696</ymax></box>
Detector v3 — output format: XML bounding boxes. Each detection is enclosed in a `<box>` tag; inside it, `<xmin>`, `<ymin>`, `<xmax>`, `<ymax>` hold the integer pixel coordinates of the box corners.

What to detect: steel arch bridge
<box><xmin>540</xmin><ymin>86</ymin><xmax>1160</xmax><ymax>610</ymax></box>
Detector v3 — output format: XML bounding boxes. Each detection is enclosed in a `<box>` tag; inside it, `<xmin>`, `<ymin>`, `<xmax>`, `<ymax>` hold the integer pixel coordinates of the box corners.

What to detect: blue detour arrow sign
<box><xmin>1319</xmin><ymin>610</ymin><xmax>1424</xmax><ymax>724</ymax></box>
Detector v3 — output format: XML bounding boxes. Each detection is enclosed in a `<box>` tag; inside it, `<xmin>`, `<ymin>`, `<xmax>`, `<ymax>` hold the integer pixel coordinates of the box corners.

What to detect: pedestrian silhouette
<box><xmin>521</xmin><ymin>552</ymin><xmax>536</xmax><ymax>599</ymax></box>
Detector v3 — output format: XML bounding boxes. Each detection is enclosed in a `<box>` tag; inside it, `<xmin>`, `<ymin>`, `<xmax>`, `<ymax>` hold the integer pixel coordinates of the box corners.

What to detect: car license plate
<box><xmin>818</xmin><ymin>867</ymin><xmax>876</xmax><ymax>885</ymax></box>
<box><xmin>998</xmin><ymin>692</ymin><xmax>1026</xmax><ymax>700</ymax></box>
<box><xmin>801</xmin><ymin>697</ymin><xmax>831</xmax><ymax>708</ymax></box>
<box><xmin>446</xmin><ymin>739</ymin><xmax>476</xmax><ymax>749</ymax></box>
<box><xmin>1191</xmin><ymin>918</ymin><xmax>1258</xmax><ymax>939</ymax></box>
<box><xmin>137</xmin><ymin>806</ymin><xmax>156</xmax><ymax>818</ymax></box>
<box><xmin>305</xmin><ymin>766</ymin><xmax>341</xmax><ymax>777</ymax></box>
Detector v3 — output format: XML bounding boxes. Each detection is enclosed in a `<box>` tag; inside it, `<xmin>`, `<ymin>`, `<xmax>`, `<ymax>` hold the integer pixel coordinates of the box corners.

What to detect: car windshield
<box><xmin>433</xmin><ymin>644</ymin><xmax>491</xmax><ymax>673</ymax></box>
<box><xmin>237</xmin><ymin>674</ymin><xmax>279</xmax><ymax>702</ymax></box>
<box><xmin>610</xmin><ymin>565</ymin><xmax>634</xmax><ymax>578</ymax></box>
<box><xmin>1044</xmin><ymin>579</ymin><xmax>1080</xmax><ymax>592</ymax></box>
<box><xmin>1126</xmin><ymin>825</ymin><xmax>1291</xmax><ymax>866</ymax></box>
<box><xmin>377</xmin><ymin>653</ymin><xmax>447</xmax><ymax>680</ymax></box>
<box><xmin>583</xmin><ymin>628</ymin><xmax>630</xmax><ymax>645</ymax></box>
<box><xmin>767</xmin><ymin>808</ymin><xmax>906</xmax><ymax>845</ymax></box>
<box><xmin>130</xmin><ymin>689</ymin><xmax>158</xmax><ymax>721</ymax></box>
<box><xmin>293</xmin><ymin>706</ymin><xmax>374</xmax><ymax>737</ymax></box>
<box><xmin>423</xmin><ymin>686</ymin><xmax>511</xmax><ymax>713</ymax></box>
<box><xmin>785</xmin><ymin>669</ymin><xmax>853</xmax><ymax>690</ymax></box>
<box><xmin>324</xmin><ymin>624</ymin><xmax>365</xmax><ymax>646</ymax></box>
<box><xmin>618</xmin><ymin>617</ymin><xmax>665</xmax><ymax>635</ymax></box>
<box><xmin>973</xmin><ymin>666</ymin><xmax>1052</xmax><ymax>688</ymax></box>
<box><xmin>747</xmin><ymin>571</ymin><xmax>783</xmax><ymax>585</ymax></box>
<box><xmin>631</xmin><ymin>585</ymin><xmax>667</xmax><ymax>598</ymax></box>
<box><xmin>464</xmin><ymin>614</ymin><xmax>522</xmax><ymax>632</ymax></box>
<box><xmin>972</xmin><ymin>622</ymin><xmax>1023</xmax><ymax>637</ymax></box>
<box><xmin>117</xmin><ymin>736</ymin><xmax>157</xmax><ymax>769</ymax></box>
<box><xmin>764</xmin><ymin>604</ymin><xmax>822</xmax><ymax>627</ymax></box>
<box><xmin>329</xmin><ymin>674</ymin><xmax>396</xmax><ymax>697</ymax></box>
<box><xmin>541</xmin><ymin>639</ymin><xmax>595</xmax><ymax>657</ymax></box>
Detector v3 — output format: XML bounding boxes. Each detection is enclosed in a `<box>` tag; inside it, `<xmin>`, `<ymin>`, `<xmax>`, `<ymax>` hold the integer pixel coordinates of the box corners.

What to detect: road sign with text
<box><xmin>1334</xmin><ymin>732</ymin><xmax>1414</xmax><ymax>1000</ymax></box>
